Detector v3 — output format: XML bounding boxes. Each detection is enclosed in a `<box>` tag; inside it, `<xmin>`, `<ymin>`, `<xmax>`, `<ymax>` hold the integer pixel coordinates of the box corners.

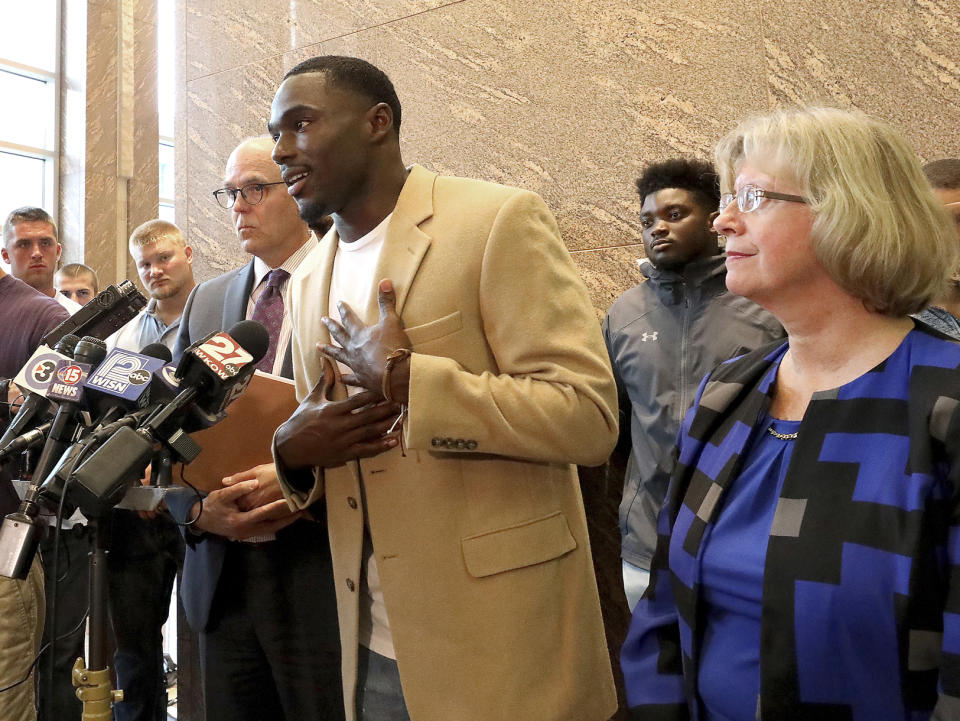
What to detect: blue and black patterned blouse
<box><xmin>621</xmin><ymin>325</ymin><xmax>960</xmax><ymax>721</ymax></box>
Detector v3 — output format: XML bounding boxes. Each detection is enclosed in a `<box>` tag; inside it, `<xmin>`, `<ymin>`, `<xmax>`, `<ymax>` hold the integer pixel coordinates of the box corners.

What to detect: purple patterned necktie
<box><xmin>251</xmin><ymin>268</ymin><xmax>289</xmax><ymax>373</ymax></box>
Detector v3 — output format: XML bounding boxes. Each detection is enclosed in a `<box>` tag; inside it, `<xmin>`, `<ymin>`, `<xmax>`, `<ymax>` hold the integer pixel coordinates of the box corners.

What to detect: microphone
<box><xmin>67</xmin><ymin>322</ymin><xmax>268</xmax><ymax>517</ymax></box>
<box><xmin>0</xmin><ymin>335</ymin><xmax>80</xmax><ymax>456</ymax></box>
<box><xmin>30</xmin><ymin>337</ymin><xmax>109</xmax><ymax>485</ymax></box>
<box><xmin>145</xmin><ymin>320</ymin><xmax>269</xmax><ymax>435</ymax></box>
<box><xmin>82</xmin><ymin>344</ymin><xmax>172</xmax><ymax>419</ymax></box>
<box><xmin>0</xmin><ymin>422</ymin><xmax>53</xmax><ymax>465</ymax></box>
<box><xmin>0</xmin><ymin>325</ymin><xmax>267</xmax><ymax>577</ymax></box>
<box><xmin>0</xmin><ymin>342</ymin><xmax>172</xmax><ymax>570</ymax></box>
<box><xmin>42</xmin><ymin>280</ymin><xmax>146</xmax><ymax>347</ymax></box>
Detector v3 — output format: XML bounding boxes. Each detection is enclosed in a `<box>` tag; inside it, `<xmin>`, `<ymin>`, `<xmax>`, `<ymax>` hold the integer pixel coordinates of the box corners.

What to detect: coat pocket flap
<box><xmin>405</xmin><ymin>310</ymin><xmax>462</xmax><ymax>346</ymax></box>
<box><xmin>460</xmin><ymin>511</ymin><xmax>577</xmax><ymax>578</ymax></box>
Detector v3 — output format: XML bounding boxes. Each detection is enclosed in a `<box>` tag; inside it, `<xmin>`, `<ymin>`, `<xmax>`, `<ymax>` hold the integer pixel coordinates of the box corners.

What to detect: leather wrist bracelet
<box><xmin>382</xmin><ymin>348</ymin><xmax>412</xmax><ymax>402</ymax></box>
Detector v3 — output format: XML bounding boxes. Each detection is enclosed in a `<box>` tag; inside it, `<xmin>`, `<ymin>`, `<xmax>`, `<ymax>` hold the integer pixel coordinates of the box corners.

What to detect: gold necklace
<box><xmin>767</xmin><ymin>426</ymin><xmax>798</xmax><ymax>441</ymax></box>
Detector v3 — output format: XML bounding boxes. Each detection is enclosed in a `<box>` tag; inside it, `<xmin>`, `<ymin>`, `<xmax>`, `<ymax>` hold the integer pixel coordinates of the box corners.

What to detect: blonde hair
<box><xmin>56</xmin><ymin>263</ymin><xmax>99</xmax><ymax>293</ymax></box>
<box><xmin>129</xmin><ymin>219</ymin><xmax>185</xmax><ymax>251</ymax></box>
<box><xmin>715</xmin><ymin>106</ymin><xmax>957</xmax><ymax>316</ymax></box>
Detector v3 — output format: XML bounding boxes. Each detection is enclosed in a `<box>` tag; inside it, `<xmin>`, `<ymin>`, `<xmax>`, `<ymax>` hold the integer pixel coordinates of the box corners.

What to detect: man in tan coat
<box><xmin>270</xmin><ymin>55</ymin><xmax>618</xmax><ymax>721</ymax></box>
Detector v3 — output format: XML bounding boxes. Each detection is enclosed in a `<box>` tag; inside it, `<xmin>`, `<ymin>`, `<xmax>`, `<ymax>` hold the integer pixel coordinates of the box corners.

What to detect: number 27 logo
<box><xmin>199</xmin><ymin>334</ymin><xmax>253</xmax><ymax>367</ymax></box>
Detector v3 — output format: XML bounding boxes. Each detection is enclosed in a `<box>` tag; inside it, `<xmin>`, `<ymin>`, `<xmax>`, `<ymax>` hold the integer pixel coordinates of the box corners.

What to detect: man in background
<box><xmin>167</xmin><ymin>136</ymin><xmax>342</xmax><ymax>721</ymax></box>
<box><xmin>0</xmin><ymin>264</ymin><xmax>67</xmax><ymax>721</ymax></box>
<box><xmin>3</xmin><ymin>207</ymin><xmax>81</xmax><ymax>315</ymax></box>
<box><xmin>106</xmin><ymin>219</ymin><xmax>195</xmax><ymax>721</ymax></box>
<box><xmin>111</xmin><ymin>220</ymin><xmax>195</xmax><ymax>352</ymax></box>
<box><xmin>914</xmin><ymin>159</ymin><xmax>960</xmax><ymax>338</ymax></box>
<box><xmin>54</xmin><ymin>263</ymin><xmax>99</xmax><ymax>306</ymax></box>
<box><xmin>604</xmin><ymin>158</ymin><xmax>783</xmax><ymax>609</ymax></box>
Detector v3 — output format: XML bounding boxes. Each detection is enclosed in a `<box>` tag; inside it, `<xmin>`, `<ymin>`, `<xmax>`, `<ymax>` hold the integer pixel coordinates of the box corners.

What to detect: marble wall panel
<box><xmin>73</xmin><ymin>0</ymin><xmax>160</xmax><ymax>285</ymax></box>
<box><xmin>759</xmin><ymin>0</ymin><xmax>960</xmax><ymax>158</ymax></box>
<box><xmin>82</xmin><ymin>171</ymin><xmax>127</xmax><ymax>281</ymax></box>
<box><xmin>179</xmin><ymin>0</ymin><xmax>960</xmax><ymax>306</ymax></box>
<box><xmin>85</xmin><ymin>1</ymin><xmax>121</xmax><ymax>180</ymax></box>
<box><xmin>184</xmin><ymin>55</ymin><xmax>287</xmax><ymax>279</ymax></box>
<box><xmin>129</xmin><ymin>11</ymin><xmax>161</xmax><ymax>279</ymax></box>
<box><xmin>286</xmin><ymin>0</ymin><xmax>765</xmax><ymax>256</ymax></box>
<box><xmin>184</xmin><ymin>0</ymin><xmax>452</xmax><ymax>81</ymax></box>
<box><xmin>572</xmin><ymin>245</ymin><xmax>646</xmax><ymax>322</ymax></box>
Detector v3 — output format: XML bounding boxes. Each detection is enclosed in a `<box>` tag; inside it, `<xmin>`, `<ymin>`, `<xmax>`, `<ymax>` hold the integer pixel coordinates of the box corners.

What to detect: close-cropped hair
<box><xmin>923</xmin><ymin>159</ymin><xmax>960</xmax><ymax>190</ymax></box>
<box><xmin>714</xmin><ymin>106</ymin><xmax>957</xmax><ymax>317</ymax></box>
<box><xmin>57</xmin><ymin>263</ymin><xmax>99</xmax><ymax>293</ymax></box>
<box><xmin>3</xmin><ymin>206</ymin><xmax>58</xmax><ymax>245</ymax></box>
<box><xmin>635</xmin><ymin>158</ymin><xmax>720</xmax><ymax>212</ymax></box>
<box><xmin>129</xmin><ymin>219</ymin><xmax>185</xmax><ymax>250</ymax></box>
<box><xmin>284</xmin><ymin>55</ymin><xmax>402</xmax><ymax>133</ymax></box>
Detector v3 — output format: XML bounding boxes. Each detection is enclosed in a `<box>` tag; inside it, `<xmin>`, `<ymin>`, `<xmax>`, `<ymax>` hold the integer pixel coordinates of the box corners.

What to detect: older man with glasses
<box><xmin>165</xmin><ymin>136</ymin><xmax>342</xmax><ymax>721</ymax></box>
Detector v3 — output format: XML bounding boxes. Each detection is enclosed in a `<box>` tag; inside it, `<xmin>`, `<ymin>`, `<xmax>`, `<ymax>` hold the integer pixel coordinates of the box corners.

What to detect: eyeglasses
<box><xmin>719</xmin><ymin>184</ymin><xmax>807</xmax><ymax>214</ymax></box>
<box><xmin>212</xmin><ymin>181</ymin><xmax>286</xmax><ymax>209</ymax></box>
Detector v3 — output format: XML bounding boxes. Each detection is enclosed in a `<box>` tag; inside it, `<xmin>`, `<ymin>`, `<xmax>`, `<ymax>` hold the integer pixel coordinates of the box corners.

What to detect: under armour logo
<box><xmin>640</xmin><ymin>331</ymin><xmax>659</xmax><ymax>342</ymax></box>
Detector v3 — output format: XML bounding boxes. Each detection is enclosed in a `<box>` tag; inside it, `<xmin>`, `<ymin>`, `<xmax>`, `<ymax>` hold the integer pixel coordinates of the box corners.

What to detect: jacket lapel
<box><xmin>222</xmin><ymin>261</ymin><xmax>255</xmax><ymax>330</ymax></box>
<box><xmin>362</xmin><ymin>165</ymin><xmax>435</xmax><ymax>324</ymax></box>
<box><xmin>309</xmin><ymin>232</ymin><xmax>340</xmax><ymax>348</ymax></box>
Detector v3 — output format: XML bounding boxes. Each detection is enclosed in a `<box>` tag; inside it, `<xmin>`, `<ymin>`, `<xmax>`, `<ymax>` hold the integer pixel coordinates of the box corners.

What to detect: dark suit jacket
<box><xmin>167</xmin><ymin>260</ymin><xmax>294</xmax><ymax>629</ymax></box>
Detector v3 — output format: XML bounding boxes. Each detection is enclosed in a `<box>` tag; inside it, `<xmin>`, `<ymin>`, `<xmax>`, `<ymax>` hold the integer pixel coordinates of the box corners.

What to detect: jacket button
<box><xmin>466</xmin><ymin>440</ymin><xmax>477</xmax><ymax>450</ymax></box>
<box><xmin>347</xmin><ymin>497</ymin><xmax>358</xmax><ymax>509</ymax></box>
<box><xmin>431</xmin><ymin>437</ymin><xmax>442</xmax><ymax>447</ymax></box>
<box><xmin>346</xmin><ymin>578</ymin><xmax>355</xmax><ymax>592</ymax></box>
<box><xmin>455</xmin><ymin>439</ymin><xmax>466</xmax><ymax>449</ymax></box>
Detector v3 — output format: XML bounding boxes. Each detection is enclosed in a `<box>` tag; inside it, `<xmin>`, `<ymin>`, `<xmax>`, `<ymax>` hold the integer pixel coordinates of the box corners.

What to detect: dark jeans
<box><xmin>200</xmin><ymin>522</ymin><xmax>343</xmax><ymax>721</ymax></box>
<box><xmin>356</xmin><ymin>646</ymin><xmax>410</xmax><ymax>721</ymax></box>
<box><xmin>107</xmin><ymin>510</ymin><xmax>183</xmax><ymax>721</ymax></box>
<box><xmin>38</xmin><ymin>524</ymin><xmax>91</xmax><ymax>721</ymax></box>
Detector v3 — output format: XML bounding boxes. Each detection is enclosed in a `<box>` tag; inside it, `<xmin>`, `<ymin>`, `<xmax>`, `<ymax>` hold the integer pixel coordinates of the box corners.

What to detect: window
<box><xmin>0</xmin><ymin>0</ymin><xmax>59</xmax><ymax>253</ymax></box>
<box><xmin>158</xmin><ymin>0</ymin><xmax>175</xmax><ymax>223</ymax></box>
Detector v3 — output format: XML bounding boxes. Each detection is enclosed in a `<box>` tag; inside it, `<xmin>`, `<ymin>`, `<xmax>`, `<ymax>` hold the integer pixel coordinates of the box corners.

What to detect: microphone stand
<box><xmin>70</xmin><ymin>442</ymin><xmax>186</xmax><ymax>719</ymax></box>
<box><xmin>72</xmin><ymin>509</ymin><xmax>123</xmax><ymax>721</ymax></box>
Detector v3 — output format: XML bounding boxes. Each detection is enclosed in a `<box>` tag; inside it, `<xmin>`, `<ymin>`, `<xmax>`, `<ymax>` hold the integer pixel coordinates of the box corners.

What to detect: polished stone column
<box><xmin>60</xmin><ymin>0</ymin><xmax>159</xmax><ymax>286</ymax></box>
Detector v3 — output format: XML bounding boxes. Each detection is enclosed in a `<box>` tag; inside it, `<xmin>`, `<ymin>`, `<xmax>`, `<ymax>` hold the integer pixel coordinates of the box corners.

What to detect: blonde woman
<box><xmin>621</xmin><ymin>107</ymin><xmax>960</xmax><ymax>720</ymax></box>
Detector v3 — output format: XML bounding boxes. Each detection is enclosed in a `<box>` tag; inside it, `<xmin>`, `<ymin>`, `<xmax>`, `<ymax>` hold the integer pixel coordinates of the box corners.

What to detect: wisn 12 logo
<box><xmin>84</xmin><ymin>349</ymin><xmax>167</xmax><ymax>404</ymax></box>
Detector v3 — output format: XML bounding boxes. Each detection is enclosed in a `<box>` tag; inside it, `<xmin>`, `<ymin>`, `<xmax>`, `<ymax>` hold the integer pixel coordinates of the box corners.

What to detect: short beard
<box><xmin>150</xmin><ymin>283</ymin><xmax>181</xmax><ymax>301</ymax></box>
<box><xmin>298</xmin><ymin>200</ymin><xmax>331</xmax><ymax>235</ymax></box>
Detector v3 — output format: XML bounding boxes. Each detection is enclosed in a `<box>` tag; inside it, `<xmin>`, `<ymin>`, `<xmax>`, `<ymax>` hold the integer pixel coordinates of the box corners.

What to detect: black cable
<box><xmin>176</xmin><ymin>465</ymin><xmax>205</xmax><ymax>529</ymax></box>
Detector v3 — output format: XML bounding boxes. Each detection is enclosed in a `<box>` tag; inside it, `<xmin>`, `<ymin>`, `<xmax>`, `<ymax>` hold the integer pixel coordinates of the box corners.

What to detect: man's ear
<box><xmin>55</xmin><ymin>243</ymin><xmax>62</xmax><ymax>261</ymax></box>
<box><xmin>367</xmin><ymin>102</ymin><xmax>394</xmax><ymax>141</ymax></box>
<box><xmin>707</xmin><ymin>210</ymin><xmax>720</xmax><ymax>229</ymax></box>
<box><xmin>184</xmin><ymin>245</ymin><xmax>194</xmax><ymax>264</ymax></box>
<box><xmin>0</xmin><ymin>247</ymin><xmax>8</xmax><ymax>264</ymax></box>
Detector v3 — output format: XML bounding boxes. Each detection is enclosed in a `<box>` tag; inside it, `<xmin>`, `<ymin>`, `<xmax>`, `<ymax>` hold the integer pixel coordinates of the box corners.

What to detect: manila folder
<box><xmin>179</xmin><ymin>370</ymin><xmax>299</xmax><ymax>492</ymax></box>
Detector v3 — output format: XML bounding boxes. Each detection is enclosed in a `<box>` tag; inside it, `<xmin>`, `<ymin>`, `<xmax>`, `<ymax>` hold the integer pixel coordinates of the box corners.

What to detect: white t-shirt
<box><xmin>327</xmin><ymin>214</ymin><xmax>397</xmax><ymax>659</ymax></box>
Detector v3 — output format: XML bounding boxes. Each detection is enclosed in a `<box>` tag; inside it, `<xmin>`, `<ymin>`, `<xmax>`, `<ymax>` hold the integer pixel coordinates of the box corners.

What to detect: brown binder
<box><xmin>178</xmin><ymin>370</ymin><xmax>299</xmax><ymax>492</ymax></box>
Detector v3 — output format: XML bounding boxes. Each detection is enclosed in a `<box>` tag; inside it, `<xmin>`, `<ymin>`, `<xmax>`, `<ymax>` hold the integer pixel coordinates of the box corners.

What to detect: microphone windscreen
<box><xmin>226</xmin><ymin>320</ymin><xmax>270</xmax><ymax>364</ymax></box>
<box><xmin>141</xmin><ymin>343</ymin><xmax>173</xmax><ymax>363</ymax></box>
<box><xmin>54</xmin><ymin>334</ymin><xmax>81</xmax><ymax>358</ymax></box>
<box><xmin>74</xmin><ymin>336</ymin><xmax>108</xmax><ymax>369</ymax></box>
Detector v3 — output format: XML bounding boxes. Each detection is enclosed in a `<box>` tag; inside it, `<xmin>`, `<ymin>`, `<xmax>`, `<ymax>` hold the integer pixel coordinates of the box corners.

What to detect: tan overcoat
<box><xmin>277</xmin><ymin>165</ymin><xmax>619</xmax><ymax>721</ymax></box>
